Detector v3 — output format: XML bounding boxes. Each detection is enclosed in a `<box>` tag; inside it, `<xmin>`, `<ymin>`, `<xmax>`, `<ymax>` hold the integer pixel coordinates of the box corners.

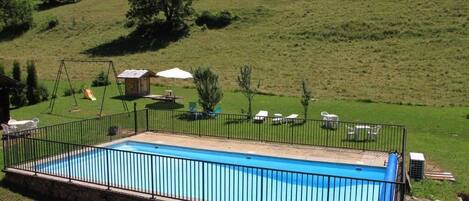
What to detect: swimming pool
<box><xmin>37</xmin><ymin>140</ymin><xmax>399</xmax><ymax>201</ymax></box>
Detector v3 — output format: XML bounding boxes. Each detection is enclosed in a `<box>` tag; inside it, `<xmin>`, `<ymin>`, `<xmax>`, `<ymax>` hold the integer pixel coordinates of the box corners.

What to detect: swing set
<box><xmin>47</xmin><ymin>59</ymin><xmax>129</xmax><ymax>116</ymax></box>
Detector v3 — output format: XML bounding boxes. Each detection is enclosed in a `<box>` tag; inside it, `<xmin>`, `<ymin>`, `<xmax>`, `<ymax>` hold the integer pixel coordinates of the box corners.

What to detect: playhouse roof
<box><xmin>117</xmin><ymin>70</ymin><xmax>156</xmax><ymax>79</ymax></box>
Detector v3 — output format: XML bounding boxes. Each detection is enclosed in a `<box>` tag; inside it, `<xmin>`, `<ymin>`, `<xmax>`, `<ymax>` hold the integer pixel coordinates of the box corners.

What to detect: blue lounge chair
<box><xmin>208</xmin><ymin>106</ymin><xmax>222</xmax><ymax>118</ymax></box>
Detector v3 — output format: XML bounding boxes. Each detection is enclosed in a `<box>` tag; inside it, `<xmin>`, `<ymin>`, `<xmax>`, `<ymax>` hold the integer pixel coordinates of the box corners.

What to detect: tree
<box><xmin>12</xmin><ymin>60</ymin><xmax>21</xmax><ymax>81</ymax></box>
<box><xmin>192</xmin><ymin>67</ymin><xmax>223</xmax><ymax>113</ymax></box>
<box><xmin>0</xmin><ymin>0</ymin><xmax>34</xmax><ymax>31</ymax></box>
<box><xmin>237</xmin><ymin>64</ymin><xmax>260</xmax><ymax>118</ymax></box>
<box><xmin>26</xmin><ymin>60</ymin><xmax>40</xmax><ymax>104</ymax></box>
<box><xmin>10</xmin><ymin>60</ymin><xmax>26</xmax><ymax>107</ymax></box>
<box><xmin>300</xmin><ymin>80</ymin><xmax>312</xmax><ymax>122</ymax></box>
<box><xmin>126</xmin><ymin>0</ymin><xmax>193</xmax><ymax>32</ymax></box>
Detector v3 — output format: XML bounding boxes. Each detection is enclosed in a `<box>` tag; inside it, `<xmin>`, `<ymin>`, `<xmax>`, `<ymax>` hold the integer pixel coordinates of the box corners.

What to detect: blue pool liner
<box><xmin>379</xmin><ymin>153</ymin><xmax>398</xmax><ymax>201</ymax></box>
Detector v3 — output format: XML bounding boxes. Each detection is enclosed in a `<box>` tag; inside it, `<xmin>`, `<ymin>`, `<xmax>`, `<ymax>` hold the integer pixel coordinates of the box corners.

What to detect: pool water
<box><xmin>37</xmin><ymin>141</ymin><xmax>398</xmax><ymax>201</ymax></box>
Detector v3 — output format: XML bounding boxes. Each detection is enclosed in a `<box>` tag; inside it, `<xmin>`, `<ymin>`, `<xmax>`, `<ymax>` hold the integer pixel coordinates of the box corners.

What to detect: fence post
<box><xmin>171</xmin><ymin>110</ymin><xmax>174</xmax><ymax>133</ymax></box>
<box><xmin>2</xmin><ymin>137</ymin><xmax>6</xmax><ymax>170</ymax></box>
<box><xmin>198</xmin><ymin>117</ymin><xmax>201</xmax><ymax>137</ymax></box>
<box><xmin>260</xmin><ymin>169</ymin><xmax>264</xmax><ymax>201</ymax></box>
<box><xmin>326</xmin><ymin>176</ymin><xmax>331</xmax><ymax>201</ymax></box>
<box><xmin>151</xmin><ymin>155</ymin><xmax>155</xmax><ymax>199</ymax></box>
<box><xmin>67</xmin><ymin>144</ymin><xmax>72</xmax><ymax>182</ymax></box>
<box><xmin>106</xmin><ymin>149</ymin><xmax>111</xmax><ymax>190</ymax></box>
<box><xmin>290</xmin><ymin>124</ymin><xmax>294</xmax><ymax>144</ymax></box>
<box><xmin>146</xmin><ymin>108</ymin><xmax>149</xmax><ymax>131</ymax></box>
<box><xmin>32</xmin><ymin>140</ymin><xmax>37</xmax><ymax>176</ymax></box>
<box><xmin>134</xmin><ymin>102</ymin><xmax>138</xmax><ymax>134</ymax></box>
<box><xmin>401</xmin><ymin>127</ymin><xmax>408</xmax><ymax>199</ymax></box>
<box><xmin>202</xmin><ymin>162</ymin><xmax>205</xmax><ymax>200</ymax></box>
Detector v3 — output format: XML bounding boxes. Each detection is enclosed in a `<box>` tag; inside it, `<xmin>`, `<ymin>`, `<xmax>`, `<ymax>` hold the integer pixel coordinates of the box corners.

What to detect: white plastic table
<box><xmin>353</xmin><ymin>125</ymin><xmax>371</xmax><ymax>141</ymax></box>
<box><xmin>322</xmin><ymin>114</ymin><xmax>339</xmax><ymax>129</ymax></box>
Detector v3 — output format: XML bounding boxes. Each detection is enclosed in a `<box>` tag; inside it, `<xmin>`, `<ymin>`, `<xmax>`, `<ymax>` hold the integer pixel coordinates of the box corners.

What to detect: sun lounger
<box><xmin>285</xmin><ymin>114</ymin><xmax>298</xmax><ymax>123</ymax></box>
<box><xmin>254</xmin><ymin>110</ymin><xmax>268</xmax><ymax>122</ymax></box>
<box><xmin>272</xmin><ymin>113</ymin><xmax>284</xmax><ymax>124</ymax></box>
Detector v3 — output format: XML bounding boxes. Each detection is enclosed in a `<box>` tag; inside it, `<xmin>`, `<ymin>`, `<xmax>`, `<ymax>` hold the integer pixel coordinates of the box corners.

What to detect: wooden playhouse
<box><xmin>117</xmin><ymin>70</ymin><xmax>156</xmax><ymax>97</ymax></box>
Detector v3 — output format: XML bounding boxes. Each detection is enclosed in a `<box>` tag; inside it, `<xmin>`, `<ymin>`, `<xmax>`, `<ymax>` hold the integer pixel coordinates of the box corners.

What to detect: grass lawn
<box><xmin>0</xmin><ymin>81</ymin><xmax>467</xmax><ymax>200</ymax></box>
<box><xmin>1</xmin><ymin>0</ymin><xmax>469</xmax><ymax>106</ymax></box>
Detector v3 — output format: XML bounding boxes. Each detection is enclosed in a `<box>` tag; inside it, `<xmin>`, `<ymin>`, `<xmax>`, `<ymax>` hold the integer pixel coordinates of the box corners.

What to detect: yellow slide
<box><xmin>84</xmin><ymin>89</ymin><xmax>96</xmax><ymax>101</ymax></box>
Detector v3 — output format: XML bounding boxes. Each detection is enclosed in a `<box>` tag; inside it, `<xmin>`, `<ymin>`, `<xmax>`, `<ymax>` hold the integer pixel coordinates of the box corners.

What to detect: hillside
<box><xmin>1</xmin><ymin>0</ymin><xmax>469</xmax><ymax>106</ymax></box>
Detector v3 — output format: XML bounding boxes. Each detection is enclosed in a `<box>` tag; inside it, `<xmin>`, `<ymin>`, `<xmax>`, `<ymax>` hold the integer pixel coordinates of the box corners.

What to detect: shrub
<box><xmin>63</xmin><ymin>88</ymin><xmax>76</xmax><ymax>96</ymax></box>
<box><xmin>26</xmin><ymin>60</ymin><xmax>40</xmax><ymax>105</ymax></box>
<box><xmin>10</xmin><ymin>86</ymin><xmax>27</xmax><ymax>107</ymax></box>
<box><xmin>192</xmin><ymin>67</ymin><xmax>223</xmax><ymax>113</ymax></box>
<box><xmin>38</xmin><ymin>83</ymin><xmax>49</xmax><ymax>101</ymax></box>
<box><xmin>91</xmin><ymin>71</ymin><xmax>110</xmax><ymax>87</ymax></box>
<box><xmin>10</xmin><ymin>60</ymin><xmax>27</xmax><ymax>107</ymax></box>
<box><xmin>0</xmin><ymin>0</ymin><xmax>34</xmax><ymax>32</ymax></box>
<box><xmin>12</xmin><ymin>60</ymin><xmax>21</xmax><ymax>81</ymax></box>
<box><xmin>44</xmin><ymin>16</ymin><xmax>59</xmax><ymax>30</ymax></box>
<box><xmin>195</xmin><ymin>10</ymin><xmax>236</xmax><ymax>29</ymax></box>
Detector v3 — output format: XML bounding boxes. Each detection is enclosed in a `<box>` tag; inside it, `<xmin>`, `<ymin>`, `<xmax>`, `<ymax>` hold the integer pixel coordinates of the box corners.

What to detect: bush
<box><xmin>0</xmin><ymin>0</ymin><xmax>34</xmax><ymax>32</ymax></box>
<box><xmin>26</xmin><ymin>60</ymin><xmax>40</xmax><ymax>105</ymax></box>
<box><xmin>195</xmin><ymin>10</ymin><xmax>236</xmax><ymax>29</ymax></box>
<box><xmin>12</xmin><ymin>60</ymin><xmax>21</xmax><ymax>81</ymax></box>
<box><xmin>38</xmin><ymin>83</ymin><xmax>49</xmax><ymax>101</ymax></box>
<box><xmin>44</xmin><ymin>16</ymin><xmax>59</xmax><ymax>30</ymax></box>
<box><xmin>91</xmin><ymin>71</ymin><xmax>110</xmax><ymax>87</ymax></box>
<box><xmin>10</xmin><ymin>86</ymin><xmax>27</xmax><ymax>107</ymax></box>
<box><xmin>63</xmin><ymin>88</ymin><xmax>74</xmax><ymax>96</ymax></box>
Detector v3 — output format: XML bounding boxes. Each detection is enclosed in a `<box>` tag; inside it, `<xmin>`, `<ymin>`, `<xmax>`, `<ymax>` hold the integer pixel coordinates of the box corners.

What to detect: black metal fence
<box><xmin>147</xmin><ymin>110</ymin><xmax>407</xmax><ymax>154</ymax></box>
<box><xmin>2</xmin><ymin>108</ymin><xmax>407</xmax><ymax>201</ymax></box>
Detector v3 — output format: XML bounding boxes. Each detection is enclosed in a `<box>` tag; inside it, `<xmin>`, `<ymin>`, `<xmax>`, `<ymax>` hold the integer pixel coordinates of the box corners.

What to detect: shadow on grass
<box><xmin>145</xmin><ymin>102</ymin><xmax>184</xmax><ymax>110</ymax></box>
<box><xmin>84</xmin><ymin>24</ymin><xmax>188</xmax><ymax>56</ymax></box>
<box><xmin>0</xmin><ymin>24</ymin><xmax>30</xmax><ymax>42</ymax></box>
<box><xmin>111</xmin><ymin>95</ymin><xmax>141</xmax><ymax>101</ymax></box>
<box><xmin>0</xmin><ymin>179</ymin><xmax>57</xmax><ymax>201</ymax></box>
<box><xmin>37</xmin><ymin>1</ymin><xmax>77</xmax><ymax>11</ymax></box>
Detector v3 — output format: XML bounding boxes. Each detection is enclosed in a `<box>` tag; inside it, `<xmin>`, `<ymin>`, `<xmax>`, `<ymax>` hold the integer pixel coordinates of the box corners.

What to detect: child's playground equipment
<box><xmin>83</xmin><ymin>88</ymin><xmax>96</xmax><ymax>101</ymax></box>
<box><xmin>47</xmin><ymin>59</ymin><xmax>128</xmax><ymax>116</ymax></box>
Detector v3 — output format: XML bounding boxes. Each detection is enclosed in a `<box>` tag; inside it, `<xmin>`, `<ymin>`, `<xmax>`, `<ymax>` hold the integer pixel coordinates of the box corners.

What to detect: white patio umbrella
<box><xmin>156</xmin><ymin>68</ymin><xmax>193</xmax><ymax>79</ymax></box>
<box><xmin>156</xmin><ymin>68</ymin><xmax>193</xmax><ymax>93</ymax></box>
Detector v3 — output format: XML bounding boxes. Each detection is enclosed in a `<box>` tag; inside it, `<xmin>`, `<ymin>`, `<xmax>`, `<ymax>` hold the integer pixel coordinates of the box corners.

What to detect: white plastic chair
<box><xmin>347</xmin><ymin>126</ymin><xmax>356</xmax><ymax>140</ymax></box>
<box><xmin>368</xmin><ymin>126</ymin><xmax>381</xmax><ymax>141</ymax></box>
<box><xmin>8</xmin><ymin>119</ymin><xmax>17</xmax><ymax>124</ymax></box>
<box><xmin>1</xmin><ymin>124</ymin><xmax>11</xmax><ymax>134</ymax></box>
<box><xmin>320</xmin><ymin>111</ymin><xmax>329</xmax><ymax>117</ymax></box>
<box><xmin>32</xmin><ymin>118</ymin><xmax>39</xmax><ymax>128</ymax></box>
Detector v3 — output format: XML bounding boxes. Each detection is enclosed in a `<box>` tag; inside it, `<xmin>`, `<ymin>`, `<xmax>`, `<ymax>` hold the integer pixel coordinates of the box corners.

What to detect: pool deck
<box><xmin>107</xmin><ymin>132</ymin><xmax>390</xmax><ymax>167</ymax></box>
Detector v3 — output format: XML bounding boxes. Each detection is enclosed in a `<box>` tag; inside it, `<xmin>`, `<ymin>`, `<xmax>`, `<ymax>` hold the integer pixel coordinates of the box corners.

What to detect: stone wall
<box><xmin>4</xmin><ymin>171</ymin><xmax>166</xmax><ymax>201</ymax></box>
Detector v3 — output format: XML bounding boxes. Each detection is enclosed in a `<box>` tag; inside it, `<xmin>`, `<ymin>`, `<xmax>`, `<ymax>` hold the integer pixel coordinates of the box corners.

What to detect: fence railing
<box><xmin>147</xmin><ymin>110</ymin><xmax>406</xmax><ymax>154</ymax></box>
<box><xmin>2</xmin><ymin>108</ymin><xmax>407</xmax><ymax>200</ymax></box>
<box><xmin>4</xmin><ymin>136</ymin><xmax>405</xmax><ymax>201</ymax></box>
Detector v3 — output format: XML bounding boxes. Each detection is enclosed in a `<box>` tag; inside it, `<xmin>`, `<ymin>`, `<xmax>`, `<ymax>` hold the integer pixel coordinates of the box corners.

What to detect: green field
<box><xmin>1</xmin><ymin>0</ymin><xmax>469</xmax><ymax>200</ymax></box>
<box><xmin>1</xmin><ymin>0</ymin><xmax>469</xmax><ymax>106</ymax></box>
